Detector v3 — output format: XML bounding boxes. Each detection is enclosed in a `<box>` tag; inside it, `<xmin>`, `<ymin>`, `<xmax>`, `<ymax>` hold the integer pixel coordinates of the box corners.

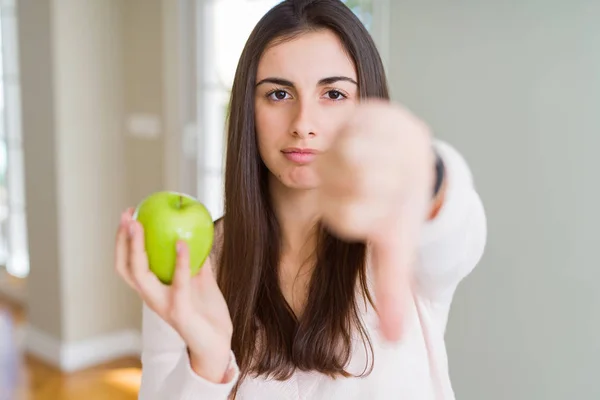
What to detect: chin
<box><xmin>284</xmin><ymin>180</ymin><xmax>319</xmax><ymax>191</ymax></box>
<box><xmin>270</xmin><ymin>167</ymin><xmax>320</xmax><ymax>191</ymax></box>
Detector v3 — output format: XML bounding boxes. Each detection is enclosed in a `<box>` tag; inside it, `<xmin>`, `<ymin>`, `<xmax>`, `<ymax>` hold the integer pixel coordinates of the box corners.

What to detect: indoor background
<box><xmin>0</xmin><ymin>0</ymin><xmax>597</xmax><ymax>399</ymax></box>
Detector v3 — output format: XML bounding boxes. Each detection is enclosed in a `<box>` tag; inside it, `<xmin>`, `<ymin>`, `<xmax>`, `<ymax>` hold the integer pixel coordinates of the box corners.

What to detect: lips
<box><xmin>281</xmin><ymin>148</ymin><xmax>317</xmax><ymax>154</ymax></box>
<box><xmin>281</xmin><ymin>148</ymin><xmax>318</xmax><ymax>164</ymax></box>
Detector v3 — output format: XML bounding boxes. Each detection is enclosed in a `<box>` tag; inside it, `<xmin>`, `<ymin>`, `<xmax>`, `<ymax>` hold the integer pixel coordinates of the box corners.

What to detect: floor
<box><xmin>0</xmin><ymin>297</ymin><xmax>142</xmax><ymax>400</ymax></box>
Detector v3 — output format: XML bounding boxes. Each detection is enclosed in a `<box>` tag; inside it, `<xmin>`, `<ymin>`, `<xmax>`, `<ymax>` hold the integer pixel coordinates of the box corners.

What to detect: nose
<box><xmin>290</xmin><ymin>99</ymin><xmax>317</xmax><ymax>139</ymax></box>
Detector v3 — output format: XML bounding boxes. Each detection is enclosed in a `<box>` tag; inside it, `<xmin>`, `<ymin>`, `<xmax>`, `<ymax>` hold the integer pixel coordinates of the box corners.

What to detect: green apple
<box><xmin>133</xmin><ymin>191</ymin><xmax>214</xmax><ymax>285</ymax></box>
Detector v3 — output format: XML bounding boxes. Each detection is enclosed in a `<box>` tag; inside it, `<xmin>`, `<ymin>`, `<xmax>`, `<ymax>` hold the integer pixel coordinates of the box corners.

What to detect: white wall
<box><xmin>52</xmin><ymin>0</ymin><xmax>131</xmax><ymax>343</ymax></box>
<box><xmin>387</xmin><ymin>2</ymin><xmax>599</xmax><ymax>399</ymax></box>
<box><xmin>17</xmin><ymin>0</ymin><xmax>159</xmax><ymax>369</ymax></box>
<box><xmin>17</xmin><ymin>0</ymin><xmax>188</xmax><ymax>372</ymax></box>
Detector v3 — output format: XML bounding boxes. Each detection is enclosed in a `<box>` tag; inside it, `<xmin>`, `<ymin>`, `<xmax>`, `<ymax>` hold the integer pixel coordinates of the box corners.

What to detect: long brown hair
<box><xmin>217</xmin><ymin>0</ymin><xmax>390</xmax><ymax>394</ymax></box>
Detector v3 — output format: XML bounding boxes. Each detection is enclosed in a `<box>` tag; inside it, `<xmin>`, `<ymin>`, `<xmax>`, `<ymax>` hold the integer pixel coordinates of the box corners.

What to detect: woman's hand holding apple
<box><xmin>114</xmin><ymin>208</ymin><xmax>234</xmax><ymax>384</ymax></box>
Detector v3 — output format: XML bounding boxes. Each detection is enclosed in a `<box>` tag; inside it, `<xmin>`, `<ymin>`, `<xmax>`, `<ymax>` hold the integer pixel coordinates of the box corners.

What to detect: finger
<box><xmin>126</xmin><ymin>207</ymin><xmax>135</xmax><ymax>218</ymax></box>
<box><xmin>169</xmin><ymin>240</ymin><xmax>198</xmax><ymax>326</ymax></box>
<box><xmin>320</xmin><ymin>169</ymin><xmax>361</xmax><ymax>201</ymax></box>
<box><xmin>115</xmin><ymin>210</ymin><xmax>138</xmax><ymax>291</ymax></box>
<box><xmin>373</xmin><ymin>270</ymin><xmax>410</xmax><ymax>341</ymax></box>
<box><xmin>172</xmin><ymin>240</ymin><xmax>192</xmax><ymax>302</ymax></box>
<box><xmin>128</xmin><ymin>220</ymin><xmax>167</xmax><ymax>311</ymax></box>
<box><xmin>321</xmin><ymin>198</ymin><xmax>371</xmax><ymax>242</ymax></box>
<box><xmin>121</xmin><ymin>207</ymin><xmax>136</xmax><ymax>224</ymax></box>
<box><xmin>371</xmin><ymin>199</ymin><xmax>424</xmax><ymax>342</ymax></box>
<box><xmin>372</xmin><ymin>244</ymin><xmax>413</xmax><ymax>342</ymax></box>
<box><xmin>192</xmin><ymin>254</ymin><xmax>221</xmax><ymax>296</ymax></box>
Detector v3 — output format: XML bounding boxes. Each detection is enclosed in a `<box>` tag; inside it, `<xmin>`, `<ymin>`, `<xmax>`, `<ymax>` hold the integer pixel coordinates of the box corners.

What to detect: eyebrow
<box><xmin>255</xmin><ymin>76</ymin><xmax>358</xmax><ymax>87</ymax></box>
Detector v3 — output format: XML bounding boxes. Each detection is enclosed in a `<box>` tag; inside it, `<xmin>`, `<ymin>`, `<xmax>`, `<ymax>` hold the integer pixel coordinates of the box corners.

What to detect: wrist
<box><xmin>428</xmin><ymin>148</ymin><xmax>446</xmax><ymax>220</ymax></box>
<box><xmin>188</xmin><ymin>347</ymin><xmax>233</xmax><ymax>384</ymax></box>
<box><xmin>432</xmin><ymin>148</ymin><xmax>445</xmax><ymax>199</ymax></box>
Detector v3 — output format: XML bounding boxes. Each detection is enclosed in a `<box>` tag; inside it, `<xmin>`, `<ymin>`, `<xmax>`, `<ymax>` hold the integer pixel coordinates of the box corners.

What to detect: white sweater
<box><xmin>137</xmin><ymin>140</ymin><xmax>487</xmax><ymax>400</ymax></box>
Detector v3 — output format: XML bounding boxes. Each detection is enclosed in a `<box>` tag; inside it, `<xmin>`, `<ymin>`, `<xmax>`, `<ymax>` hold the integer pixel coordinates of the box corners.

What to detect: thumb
<box><xmin>371</xmin><ymin>224</ymin><xmax>414</xmax><ymax>341</ymax></box>
<box><xmin>371</xmin><ymin>195</ymin><xmax>426</xmax><ymax>341</ymax></box>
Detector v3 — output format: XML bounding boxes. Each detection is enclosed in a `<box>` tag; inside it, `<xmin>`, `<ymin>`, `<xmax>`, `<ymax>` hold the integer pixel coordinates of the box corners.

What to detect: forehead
<box><xmin>256</xmin><ymin>29</ymin><xmax>357</xmax><ymax>82</ymax></box>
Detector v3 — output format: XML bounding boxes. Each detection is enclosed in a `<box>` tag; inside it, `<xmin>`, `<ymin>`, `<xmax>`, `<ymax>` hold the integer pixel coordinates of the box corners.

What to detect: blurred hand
<box><xmin>114</xmin><ymin>208</ymin><xmax>233</xmax><ymax>383</ymax></box>
<box><xmin>317</xmin><ymin>99</ymin><xmax>435</xmax><ymax>341</ymax></box>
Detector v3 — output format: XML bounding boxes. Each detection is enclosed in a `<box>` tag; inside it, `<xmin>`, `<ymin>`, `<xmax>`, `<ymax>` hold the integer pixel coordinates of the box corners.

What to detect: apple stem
<box><xmin>179</xmin><ymin>195</ymin><xmax>183</xmax><ymax>209</ymax></box>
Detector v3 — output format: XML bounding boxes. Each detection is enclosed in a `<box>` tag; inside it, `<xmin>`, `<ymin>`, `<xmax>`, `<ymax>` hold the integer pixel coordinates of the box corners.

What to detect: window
<box><xmin>0</xmin><ymin>0</ymin><xmax>28</xmax><ymax>278</ymax></box>
<box><xmin>190</xmin><ymin>0</ymin><xmax>380</xmax><ymax>219</ymax></box>
<box><xmin>341</xmin><ymin>0</ymin><xmax>373</xmax><ymax>30</ymax></box>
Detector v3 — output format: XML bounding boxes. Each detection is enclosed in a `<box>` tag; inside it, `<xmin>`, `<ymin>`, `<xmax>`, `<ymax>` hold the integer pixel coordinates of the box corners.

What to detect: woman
<box><xmin>115</xmin><ymin>0</ymin><xmax>487</xmax><ymax>399</ymax></box>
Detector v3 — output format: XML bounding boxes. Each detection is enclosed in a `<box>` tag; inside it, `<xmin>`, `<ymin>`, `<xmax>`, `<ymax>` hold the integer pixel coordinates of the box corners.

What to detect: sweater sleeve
<box><xmin>138</xmin><ymin>304</ymin><xmax>240</xmax><ymax>400</ymax></box>
<box><xmin>415</xmin><ymin>139</ymin><xmax>487</xmax><ymax>302</ymax></box>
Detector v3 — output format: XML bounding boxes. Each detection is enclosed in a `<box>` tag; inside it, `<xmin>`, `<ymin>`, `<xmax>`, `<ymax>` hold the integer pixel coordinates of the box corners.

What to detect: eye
<box><xmin>267</xmin><ymin>90</ymin><xmax>291</xmax><ymax>101</ymax></box>
<box><xmin>325</xmin><ymin>90</ymin><xmax>346</xmax><ymax>100</ymax></box>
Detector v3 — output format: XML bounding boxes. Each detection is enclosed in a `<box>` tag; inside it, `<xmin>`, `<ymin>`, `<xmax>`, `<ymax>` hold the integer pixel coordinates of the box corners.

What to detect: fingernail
<box><xmin>129</xmin><ymin>222</ymin><xmax>135</xmax><ymax>237</ymax></box>
<box><xmin>176</xmin><ymin>241</ymin><xmax>182</xmax><ymax>254</ymax></box>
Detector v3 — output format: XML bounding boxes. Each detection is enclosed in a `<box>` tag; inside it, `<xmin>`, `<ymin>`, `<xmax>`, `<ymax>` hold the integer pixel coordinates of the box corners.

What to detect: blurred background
<box><xmin>0</xmin><ymin>0</ymin><xmax>597</xmax><ymax>399</ymax></box>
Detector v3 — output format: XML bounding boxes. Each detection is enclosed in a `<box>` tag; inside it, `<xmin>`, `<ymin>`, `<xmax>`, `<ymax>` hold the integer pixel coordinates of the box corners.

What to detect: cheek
<box><xmin>255</xmin><ymin>103</ymin><xmax>289</xmax><ymax>159</ymax></box>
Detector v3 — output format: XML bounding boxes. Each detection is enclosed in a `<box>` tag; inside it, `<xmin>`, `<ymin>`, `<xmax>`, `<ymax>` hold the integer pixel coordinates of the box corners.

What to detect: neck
<box><xmin>269</xmin><ymin>174</ymin><xmax>321</xmax><ymax>263</ymax></box>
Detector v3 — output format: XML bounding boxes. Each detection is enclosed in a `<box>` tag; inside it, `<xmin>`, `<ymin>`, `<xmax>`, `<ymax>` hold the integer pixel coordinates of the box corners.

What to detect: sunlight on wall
<box><xmin>213</xmin><ymin>0</ymin><xmax>283</xmax><ymax>89</ymax></box>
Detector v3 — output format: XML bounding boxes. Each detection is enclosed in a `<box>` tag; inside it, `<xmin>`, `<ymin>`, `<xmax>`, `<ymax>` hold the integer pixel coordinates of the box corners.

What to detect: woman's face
<box><xmin>255</xmin><ymin>29</ymin><xmax>358</xmax><ymax>190</ymax></box>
